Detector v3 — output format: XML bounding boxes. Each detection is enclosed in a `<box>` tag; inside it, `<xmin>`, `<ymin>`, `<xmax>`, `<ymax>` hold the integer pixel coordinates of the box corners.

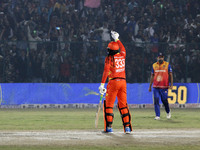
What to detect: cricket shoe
<box><xmin>154</xmin><ymin>116</ymin><xmax>160</xmax><ymax>120</ymax></box>
<box><xmin>102</xmin><ymin>127</ymin><xmax>113</xmax><ymax>133</ymax></box>
<box><xmin>167</xmin><ymin>112</ymin><xmax>171</xmax><ymax>119</ymax></box>
<box><xmin>125</xmin><ymin>127</ymin><xmax>131</xmax><ymax>134</ymax></box>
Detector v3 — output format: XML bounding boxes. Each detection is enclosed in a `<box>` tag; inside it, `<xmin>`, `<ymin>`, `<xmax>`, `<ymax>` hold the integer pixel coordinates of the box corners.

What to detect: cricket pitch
<box><xmin>0</xmin><ymin>129</ymin><xmax>200</xmax><ymax>146</ymax></box>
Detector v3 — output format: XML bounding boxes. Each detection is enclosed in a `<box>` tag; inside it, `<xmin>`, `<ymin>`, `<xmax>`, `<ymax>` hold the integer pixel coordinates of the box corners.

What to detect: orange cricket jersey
<box><xmin>152</xmin><ymin>61</ymin><xmax>172</xmax><ymax>88</ymax></box>
<box><xmin>101</xmin><ymin>40</ymin><xmax>126</xmax><ymax>83</ymax></box>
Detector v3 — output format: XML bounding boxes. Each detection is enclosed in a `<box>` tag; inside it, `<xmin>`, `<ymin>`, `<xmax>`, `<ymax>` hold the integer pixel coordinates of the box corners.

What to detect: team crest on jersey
<box><xmin>163</xmin><ymin>65</ymin><xmax>165</xmax><ymax>68</ymax></box>
<box><xmin>156</xmin><ymin>75</ymin><xmax>163</xmax><ymax>82</ymax></box>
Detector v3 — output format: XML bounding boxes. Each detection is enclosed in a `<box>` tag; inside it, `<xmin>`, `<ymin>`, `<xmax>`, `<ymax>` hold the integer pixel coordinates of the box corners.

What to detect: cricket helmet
<box><xmin>107</xmin><ymin>41</ymin><xmax>119</xmax><ymax>50</ymax></box>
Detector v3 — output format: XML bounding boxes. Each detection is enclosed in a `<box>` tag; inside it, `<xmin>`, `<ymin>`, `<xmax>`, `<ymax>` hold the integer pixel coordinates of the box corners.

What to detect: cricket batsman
<box><xmin>99</xmin><ymin>31</ymin><xmax>132</xmax><ymax>134</ymax></box>
<box><xmin>148</xmin><ymin>52</ymin><xmax>173</xmax><ymax>120</ymax></box>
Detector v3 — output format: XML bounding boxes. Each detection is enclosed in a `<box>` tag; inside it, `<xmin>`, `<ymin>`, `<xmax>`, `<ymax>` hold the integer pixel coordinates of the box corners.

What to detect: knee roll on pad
<box><xmin>118</xmin><ymin>103</ymin><xmax>132</xmax><ymax>131</ymax></box>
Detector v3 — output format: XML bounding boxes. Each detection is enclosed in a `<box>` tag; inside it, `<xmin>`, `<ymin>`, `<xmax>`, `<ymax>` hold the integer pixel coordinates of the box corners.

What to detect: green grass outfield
<box><xmin>0</xmin><ymin>108</ymin><xmax>200</xmax><ymax>150</ymax></box>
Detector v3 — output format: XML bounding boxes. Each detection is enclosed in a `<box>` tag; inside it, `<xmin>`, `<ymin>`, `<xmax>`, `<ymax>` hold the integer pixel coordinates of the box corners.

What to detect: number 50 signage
<box><xmin>168</xmin><ymin>86</ymin><xmax>187</xmax><ymax>104</ymax></box>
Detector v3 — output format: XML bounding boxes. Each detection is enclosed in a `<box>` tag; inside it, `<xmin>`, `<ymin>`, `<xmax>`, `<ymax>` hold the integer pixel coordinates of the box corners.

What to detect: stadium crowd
<box><xmin>0</xmin><ymin>0</ymin><xmax>200</xmax><ymax>83</ymax></box>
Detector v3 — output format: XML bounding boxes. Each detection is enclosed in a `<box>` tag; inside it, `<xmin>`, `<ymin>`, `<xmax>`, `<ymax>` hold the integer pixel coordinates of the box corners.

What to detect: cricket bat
<box><xmin>95</xmin><ymin>94</ymin><xmax>103</xmax><ymax>128</ymax></box>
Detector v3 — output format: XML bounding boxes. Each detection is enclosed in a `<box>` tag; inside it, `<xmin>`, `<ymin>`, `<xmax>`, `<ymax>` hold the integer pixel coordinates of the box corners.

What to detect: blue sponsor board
<box><xmin>167</xmin><ymin>83</ymin><xmax>199</xmax><ymax>104</ymax></box>
<box><xmin>0</xmin><ymin>83</ymin><xmax>199</xmax><ymax>105</ymax></box>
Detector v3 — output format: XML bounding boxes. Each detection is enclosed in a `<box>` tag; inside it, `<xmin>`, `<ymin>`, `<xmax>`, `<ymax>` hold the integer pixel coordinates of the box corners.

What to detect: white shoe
<box><xmin>154</xmin><ymin>116</ymin><xmax>160</xmax><ymax>120</ymax></box>
<box><xmin>167</xmin><ymin>112</ymin><xmax>171</xmax><ymax>119</ymax></box>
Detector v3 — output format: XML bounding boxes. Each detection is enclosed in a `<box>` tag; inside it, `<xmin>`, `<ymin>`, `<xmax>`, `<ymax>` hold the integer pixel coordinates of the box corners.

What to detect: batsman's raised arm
<box><xmin>111</xmin><ymin>31</ymin><xmax>126</xmax><ymax>56</ymax></box>
<box><xmin>117</xmin><ymin>40</ymin><xmax>126</xmax><ymax>57</ymax></box>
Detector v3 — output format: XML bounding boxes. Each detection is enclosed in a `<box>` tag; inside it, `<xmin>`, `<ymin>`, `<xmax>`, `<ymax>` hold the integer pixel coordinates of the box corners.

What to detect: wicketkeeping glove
<box><xmin>99</xmin><ymin>83</ymin><xmax>107</xmax><ymax>95</ymax></box>
<box><xmin>111</xmin><ymin>30</ymin><xmax>119</xmax><ymax>42</ymax></box>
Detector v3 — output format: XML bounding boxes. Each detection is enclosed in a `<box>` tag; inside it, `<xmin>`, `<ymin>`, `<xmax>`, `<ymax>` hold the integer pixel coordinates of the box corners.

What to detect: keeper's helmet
<box><xmin>107</xmin><ymin>41</ymin><xmax>119</xmax><ymax>50</ymax></box>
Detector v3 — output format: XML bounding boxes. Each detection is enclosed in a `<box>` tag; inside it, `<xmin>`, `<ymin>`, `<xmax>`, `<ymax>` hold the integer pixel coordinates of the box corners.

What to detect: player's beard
<box><xmin>158</xmin><ymin>60</ymin><xmax>163</xmax><ymax>64</ymax></box>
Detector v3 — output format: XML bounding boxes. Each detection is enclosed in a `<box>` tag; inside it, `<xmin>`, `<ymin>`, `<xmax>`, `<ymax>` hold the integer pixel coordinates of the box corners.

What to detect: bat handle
<box><xmin>100</xmin><ymin>94</ymin><xmax>103</xmax><ymax>102</ymax></box>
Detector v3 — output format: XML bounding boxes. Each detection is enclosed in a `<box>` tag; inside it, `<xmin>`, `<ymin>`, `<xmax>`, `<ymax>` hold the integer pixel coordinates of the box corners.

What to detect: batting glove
<box><xmin>99</xmin><ymin>83</ymin><xmax>107</xmax><ymax>95</ymax></box>
<box><xmin>111</xmin><ymin>31</ymin><xmax>119</xmax><ymax>42</ymax></box>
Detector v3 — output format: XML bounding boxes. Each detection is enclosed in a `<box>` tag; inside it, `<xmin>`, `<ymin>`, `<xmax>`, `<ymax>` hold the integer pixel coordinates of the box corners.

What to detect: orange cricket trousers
<box><xmin>103</xmin><ymin>79</ymin><xmax>132</xmax><ymax>131</ymax></box>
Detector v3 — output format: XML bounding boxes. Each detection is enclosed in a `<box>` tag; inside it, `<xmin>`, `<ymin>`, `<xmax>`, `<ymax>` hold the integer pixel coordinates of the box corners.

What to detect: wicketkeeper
<box><xmin>99</xmin><ymin>31</ymin><xmax>132</xmax><ymax>134</ymax></box>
